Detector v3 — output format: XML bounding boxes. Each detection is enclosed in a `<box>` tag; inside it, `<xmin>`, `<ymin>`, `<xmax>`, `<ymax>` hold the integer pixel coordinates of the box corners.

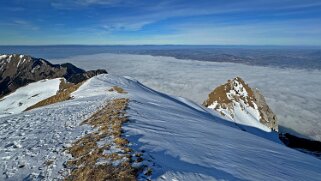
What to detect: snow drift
<box><xmin>1</xmin><ymin>74</ymin><xmax>320</xmax><ymax>180</ymax></box>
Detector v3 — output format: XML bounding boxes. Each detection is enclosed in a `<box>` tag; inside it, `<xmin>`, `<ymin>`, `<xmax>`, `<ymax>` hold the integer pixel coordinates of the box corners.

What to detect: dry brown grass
<box><xmin>108</xmin><ymin>86</ymin><xmax>127</xmax><ymax>94</ymax></box>
<box><xmin>203</xmin><ymin>81</ymin><xmax>233</xmax><ymax>107</ymax></box>
<box><xmin>25</xmin><ymin>79</ymin><xmax>83</xmax><ymax>111</ymax></box>
<box><xmin>203</xmin><ymin>77</ymin><xmax>255</xmax><ymax>108</ymax></box>
<box><xmin>44</xmin><ymin>160</ymin><xmax>54</xmax><ymax>166</ymax></box>
<box><xmin>114</xmin><ymin>137</ymin><xmax>129</xmax><ymax>146</ymax></box>
<box><xmin>65</xmin><ymin>98</ymin><xmax>137</xmax><ymax>181</ymax></box>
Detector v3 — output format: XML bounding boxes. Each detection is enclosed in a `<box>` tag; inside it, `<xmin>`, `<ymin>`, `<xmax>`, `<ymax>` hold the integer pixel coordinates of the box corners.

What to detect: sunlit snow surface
<box><xmin>209</xmin><ymin>78</ymin><xmax>272</xmax><ymax>133</ymax></box>
<box><xmin>117</xmin><ymin>75</ymin><xmax>321</xmax><ymax>181</ymax></box>
<box><xmin>1</xmin><ymin>74</ymin><xmax>321</xmax><ymax>180</ymax></box>
<box><xmin>51</xmin><ymin>53</ymin><xmax>321</xmax><ymax>141</ymax></box>
<box><xmin>0</xmin><ymin>75</ymin><xmax>125</xmax><ymax>180</ymax></box>
<box><xmin>0</xmin><ymin>78</ymin><xmax>61</xmax><ymax>117</ymax></box>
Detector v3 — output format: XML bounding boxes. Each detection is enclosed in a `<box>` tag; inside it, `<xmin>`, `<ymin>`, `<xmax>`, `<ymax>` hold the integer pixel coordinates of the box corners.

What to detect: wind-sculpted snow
<box><xmin>51</xmin><ymin>53</ymin><xmax>321</xmax><ymax>141</ymax></box>
<box><xmin>98</xmin><ymin>75</ymin><xmax>321</xmax><ymax>180</ymax></box>
<box><xmin>1</xmin><ymin>74</ymin><xmax>321</xmax><ymax>180</ymax></box>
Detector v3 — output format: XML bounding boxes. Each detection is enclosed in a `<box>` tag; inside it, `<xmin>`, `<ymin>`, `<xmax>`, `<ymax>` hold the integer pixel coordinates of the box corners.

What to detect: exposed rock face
<box><xmin>203</xmin><ymin>77</ymin><xmax>278</xmax><ymax>131</ymax></box>
<box><xmin>0</xmin><ymin>54</ymin><xmax>107</xmax><ymax>97</ymax></box>
<box><xmin>279</xmin><ymin>133</ymin><xmax>321</xmax><ymax>158</ymax></box>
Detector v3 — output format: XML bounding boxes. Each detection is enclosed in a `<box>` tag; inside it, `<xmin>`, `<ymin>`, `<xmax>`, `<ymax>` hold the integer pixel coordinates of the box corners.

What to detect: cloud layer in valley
<box><xmin>51</xmin><ymin>53</ymin><xmax>321</xmax><ymax>141</ymax></box>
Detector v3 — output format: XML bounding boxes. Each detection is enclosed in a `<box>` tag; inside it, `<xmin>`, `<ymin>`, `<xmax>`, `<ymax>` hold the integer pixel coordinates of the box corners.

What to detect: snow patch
<box><xmin>233</xmin><ymin>101</ymin><xmax>270</xmax><ymax>132</ymax></box>
<box><xmin>0</xmin><ymin>78</ymin><xmax>62</xmax><ymax>117</ymax></box>
<box><xmin>31</xmin><ymin>65</ymin><xmax>40</xmax><ymax>73</ymax></box>
<box><xmin>0</xmin><ymin>55</ymin><xmax>8</xmax><ymax>60</ymax></box>
<box><xmin>16</xmin><ymin>59</ymin><xmax>22</xmax><ymax>68</ymax></box>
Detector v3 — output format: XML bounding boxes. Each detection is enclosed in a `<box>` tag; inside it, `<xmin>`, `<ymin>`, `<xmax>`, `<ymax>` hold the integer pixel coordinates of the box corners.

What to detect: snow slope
<box><xmin>0</xmin><ymin>78</ymin><xmax>62</xmax><ymax>117</ymax></box>
<box><xmin>0</xmin><ymin>76</ymin><xmax>126</xmax><ymax>180</ymax></box>
<box><xmin>1</xmin><ymin>74</ymin><xmax>321</xmax><ymax>180</ymax></box>
<box><xmin>205</xmin><ymin>77</ymin><xmax>277</xmax><ymax>133</ymax></box>
<box><xmin>115</xmin><ymin>75</ymin><xmax>321</xmax><ymax>181</ymax></box>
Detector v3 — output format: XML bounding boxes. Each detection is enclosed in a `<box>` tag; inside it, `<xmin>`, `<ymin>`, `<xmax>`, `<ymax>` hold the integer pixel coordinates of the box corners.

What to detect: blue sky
<box><xmin>0</xmin><ymin>0</ymin><xmax>321</xmax><ymax>45</ymax></box>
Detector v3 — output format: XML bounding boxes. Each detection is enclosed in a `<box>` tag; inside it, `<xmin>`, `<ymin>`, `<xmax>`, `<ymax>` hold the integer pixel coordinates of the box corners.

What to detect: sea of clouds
<box><xmin>51</xmin><ymin>53</ymin><xmax>321</xmax><ymax>141</ymax></box>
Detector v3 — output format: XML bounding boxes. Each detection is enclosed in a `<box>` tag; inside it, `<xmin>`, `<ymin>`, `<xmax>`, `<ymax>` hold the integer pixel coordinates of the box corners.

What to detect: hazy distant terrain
<box><xmin>1</xmin><ymin>45</ymin><xmax>321</xmax><ymax>69</ymax></box>
<box><xmin>134</xmin><ymin>48</ymin><xmax>321</xmax><ymax>70</ymax></box>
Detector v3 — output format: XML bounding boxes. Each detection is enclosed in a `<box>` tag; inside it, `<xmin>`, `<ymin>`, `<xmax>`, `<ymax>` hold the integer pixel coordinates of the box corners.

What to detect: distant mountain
<box><xmin>0</xmin><ymin>54</ymin><xmax>107</xmax><ymax>97</ymax></box>
<box><xmin>203</xmin><ymin>77</ymin><xmax>278</xmax><ymax>132</ymax></box>
<box><xmin>204</xmin><ymin>77</ymin><xmax>321</xmax><ymax>159</ymax></box>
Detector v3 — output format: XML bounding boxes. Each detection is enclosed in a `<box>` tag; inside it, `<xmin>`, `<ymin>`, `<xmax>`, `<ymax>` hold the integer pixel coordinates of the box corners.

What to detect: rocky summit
<box><xmin>203</xmin><ymin>77</ymin><xmax>278</xmax><ymax>131</ymax></box>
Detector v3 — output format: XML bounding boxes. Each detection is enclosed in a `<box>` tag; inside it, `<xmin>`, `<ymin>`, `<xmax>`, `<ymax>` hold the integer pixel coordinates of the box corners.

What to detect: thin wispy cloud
<box><xmin>51</xmin><ymin>0</ymin><xmax>124</xmax><ymax>9</ymax></box>
<box><xmin>101</xmin><ymin>21</ymin><xmax>153</xmax><ymax>32</ymax></box>
<box><xmin>0</xmin><ymin>0</ymin><xmax>321</xmax><ymax>45</ymax></box>
<box><xmin>0</xmin><ymin>20</ymin><xmax>39</xmax><ymax>31</ymax></box>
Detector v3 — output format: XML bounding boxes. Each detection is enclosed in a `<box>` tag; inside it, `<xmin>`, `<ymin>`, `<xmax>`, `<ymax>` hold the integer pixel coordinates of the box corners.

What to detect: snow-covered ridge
<box><xmin>0</xmin><ymin>75</ymin><xmax>126</xmax><ymax>180</ymax></box>
<box><xmin>204</xmin><ymin>77</ymin><xmax>278</xmax><ymax>133</ymax></box>
<box><xmin>0</xmin><ymin>78</ymin><xmax>62</xmax><ymax>117</ymax></box>
<box><xmin>0</xmin><ymin>54</ymin><xmax>107</xmax><ymax>105</ymax></box>
<box><xmin>105</xmin><ymin>74</ymin><xmax>320</xmax><ymax>180</ymax></box>
<box><xmin>1</xmin><ymin>74</ymin><xmax>321</xmax><ymax>180</ymax></box>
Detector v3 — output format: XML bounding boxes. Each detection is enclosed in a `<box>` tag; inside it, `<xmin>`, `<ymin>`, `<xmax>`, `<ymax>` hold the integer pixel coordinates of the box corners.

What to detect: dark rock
<box><xmin>279</xmin><ymin>133</ymin><xmax>321</xmax><ymax>153</ymax></box>
<box><xmin>279</xmin><ymin>133</ymin><xmax>321</xmax><ymax>158</ymax></box>
<box><xmin>68</xmin><ymin>69</ymin><xmax>107</xmax><ymax>83</ymax></box>
<box><xmin>0</xmin><ymin>54</ymin><xmax>107</xmax><ymax>98</ymax></box>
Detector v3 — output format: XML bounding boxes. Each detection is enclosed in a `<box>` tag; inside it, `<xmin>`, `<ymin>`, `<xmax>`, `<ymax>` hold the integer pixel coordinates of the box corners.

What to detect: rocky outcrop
<box><xmin>203</xmin><ymin>77</ymin><xmax>278</xmax><ymax>131</ymax></box>
<box><xmin>0</xmin><ymin>54</ymin><xmax>107</xmax><ymax>97</ymax></box>
<box><xmin>280</xmin><ymin>133</ymin><xmax>321</xmax><ymax>158</ymax></box>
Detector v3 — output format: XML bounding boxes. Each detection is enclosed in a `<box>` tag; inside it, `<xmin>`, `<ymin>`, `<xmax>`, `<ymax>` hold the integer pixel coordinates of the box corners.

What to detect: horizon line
<box><xmin>0</xmin><ymin>44</ymin><xmax>320</xmax><ymax>48</ymax></box>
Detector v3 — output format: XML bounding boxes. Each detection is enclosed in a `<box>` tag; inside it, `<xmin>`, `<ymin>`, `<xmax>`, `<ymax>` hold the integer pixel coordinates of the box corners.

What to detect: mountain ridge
<box><xmin>1</xmin><ymin>55</ymin><xmax>321</xmax><ymax>180</ymax></box>
<box><xmin>204</xmin><ymin>77</ymin><xmax>321</xmax><ymax>158</ymax></box>
<box><xmin>203</xmin><ymin>77</ymin><xmax>278</xmax><ymax>131</ymax></box>
<box><xmin>0</xmin><ymin>54</ymin><xmax>107</xmax><ymax>98</ymax></box>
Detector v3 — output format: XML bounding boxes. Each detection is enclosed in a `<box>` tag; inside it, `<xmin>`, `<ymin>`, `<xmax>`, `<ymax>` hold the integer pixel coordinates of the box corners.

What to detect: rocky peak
<box><xmin>203</xmin><ymin>77</ymin><xmax>278</xmax><ymax>131</ymax></box>
<box><xmin>0</xmin><ymin>54</ymin><xmax>107</xmax><ymax>97</ymax></box>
